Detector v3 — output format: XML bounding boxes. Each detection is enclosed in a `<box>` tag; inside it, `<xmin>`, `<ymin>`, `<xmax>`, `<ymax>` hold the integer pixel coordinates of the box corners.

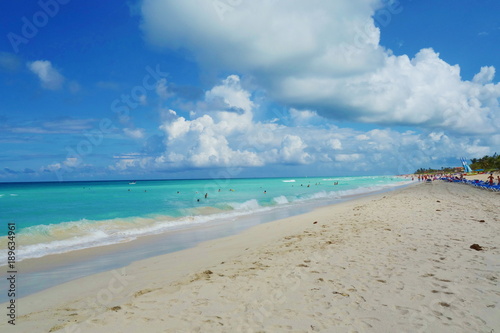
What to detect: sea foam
<box><xmin>0</xmin><ymin>176</ymin><xmax>412</xmax><ymax>263</ymax></box>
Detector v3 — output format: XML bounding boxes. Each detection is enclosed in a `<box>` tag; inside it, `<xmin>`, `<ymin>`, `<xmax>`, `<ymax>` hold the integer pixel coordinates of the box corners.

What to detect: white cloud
<box><xmin>140</xmin><ymin>0</ymin><xmax>500</xmax><ymax>134</ymax></box>
<box><xmin>123</xmin><ymin>128</ymin><xmax>145</xmax><ymax>139</ymax></box>
<box><xmin>473</xmin><ymin>66</ymin><xmax>495</xmax><ymax>84</ymax></box>
<box><xmin>42</xmin><ymin>157</ymin><xmax>83</xmax><ymax>172</ymax></box>
<box><xmin>109</xmin><ymin>75</ymin><xmax>497</xmax><ymax>174</ymax></box>
<box><xmin>141</xmin><ymin>0</ymin><xmax>381</xmax><ymax>75</ymax></box>
<box><xmin>205</xmin><ymin>75</ymin><xmax>254</xmax><ymax>112</ymax></box>
<box><xmin>279</xmin><ymin>135</ymin><xmax>311</xmax><ymax>164</ymax></box>
<box><xmin>110</xmin><ymin>158</ymin><xmax>141</xmax><ymax>171</ymax></box>
<box><xmin>156</xmin><ymin>78</ymin><xmax>171</xmax><ymax>100</ymax></box>
<box><xmin>27</xmin><ymin>60</ymin><xmax>65</xmax><ymax>90</ymax></box>
<box><xmin>63</xmin><ymin>157</ymin><xmax>80</xmax><ymax>168</ymax></box>
<box><xmin>7</xmin><ymin>118</ymin><xmax>96</xmax><ymax>134</ymax></box>
<box><xmin>335</xmin><ymin>153</ymin><xmax>362</xmax><ymax>162</ymax></box>
<box><xmin>109</xmin><ymin>153</ymin><xmax>150</xmax><ymax>171</ymax></box>
<box><xmin>328</xmin><ymin>138</ymin><xmax>342</xmax><ymax>150</ymax></box>
<box><xmin>45</xmin><ymin>162</ymin><xmax>62</xmax><ymax>172</ymax></box>
<box><xmin>289</xmin><ymin>108</ymin><xmax>322</xmax><ymax>126</ymax></box>
<box><xmin>158</xmin><ymin>111</ymin><xmax>265</xmax><ymax>168</ymax></box>
<box><xmin>279</xmin><ymin>49</ymin><xmax>500</xmax><ymax>134</ymax></box>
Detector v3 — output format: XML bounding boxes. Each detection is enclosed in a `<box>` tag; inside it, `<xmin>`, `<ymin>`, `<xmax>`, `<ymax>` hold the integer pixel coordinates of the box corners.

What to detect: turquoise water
<box><xmin>0</xmin><ymin>176</ymin><xmax>410</xmax><ymax>261</ymax></box>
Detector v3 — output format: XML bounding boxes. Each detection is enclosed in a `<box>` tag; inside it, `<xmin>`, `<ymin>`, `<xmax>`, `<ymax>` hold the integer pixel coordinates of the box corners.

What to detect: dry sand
<box><xmin>2</xmin><ymin>181</ymin><xmax>499</xmax><ymax>333</ymax></box>
<box><xmin>464</xmin><ymin>172</ymin><xmax>500</xmax><ymax>183</ymax></box>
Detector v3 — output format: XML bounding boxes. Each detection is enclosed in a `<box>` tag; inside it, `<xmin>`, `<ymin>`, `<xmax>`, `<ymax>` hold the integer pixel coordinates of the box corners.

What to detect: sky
<box><xmin>0</xmin><ymin>0</ymin><xmax>499</xmax><ymax>182</ymax></box>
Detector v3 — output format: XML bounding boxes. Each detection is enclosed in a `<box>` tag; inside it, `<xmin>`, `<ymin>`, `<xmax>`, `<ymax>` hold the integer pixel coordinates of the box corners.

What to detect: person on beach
<box><xmin>497</xmin><ymin>176</ymin><xmax>500</xmax><ymax>185</ymax></box>
<box><xmin>487</xmin><ymin>173</ymin><xmax>494</xmax><ymax>186</ymax></box>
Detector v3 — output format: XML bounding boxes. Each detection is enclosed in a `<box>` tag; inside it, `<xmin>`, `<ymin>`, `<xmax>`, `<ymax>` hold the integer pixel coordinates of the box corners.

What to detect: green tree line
<box><xmin>414</xmin><ymin>153</ymin><xmax>499</xmax><ymax>174</ymax></box>
<box><xmin>414</xmin><ymin>167</ymin><xmax>458</xmax><ymax>175</ymax></box>
<box><xmin>470</xmin><ymin>153</ymin><xmax>500</xmax><ymax>171</ymax></box>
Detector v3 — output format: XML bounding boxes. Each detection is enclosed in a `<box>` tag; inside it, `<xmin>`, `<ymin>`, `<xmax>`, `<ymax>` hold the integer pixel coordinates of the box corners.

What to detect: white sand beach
<box><xmin>465</xmin><ymin>172</ymin><xmax>500</xmax><ymax>183</ymax></box>
<box><xmin>2</xmin><ymin>181</ymin><xmax>499</xmax><ymax>332</ymax></box>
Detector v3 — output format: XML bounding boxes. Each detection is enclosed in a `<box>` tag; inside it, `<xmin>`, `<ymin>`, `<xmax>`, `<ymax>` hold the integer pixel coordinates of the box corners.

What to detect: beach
<box><xmin>2</xmin><ymin>180</ymin><xmax>499</xmax><ymax>332</ymax></box>
<box><xmin>465</xmin><ymin>172</ymin><xmax>500</xmax><ymax>183</ymax></box>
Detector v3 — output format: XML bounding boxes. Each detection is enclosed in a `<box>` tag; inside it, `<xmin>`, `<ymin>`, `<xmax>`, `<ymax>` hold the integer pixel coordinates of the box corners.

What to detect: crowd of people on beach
<box><xmin>417</xmin><ymin>172</ymin><xmax>500</xmax><ymax>186</ymax></box>
<box><xmin>416</xmin><ymin>174</ymin><xmax>440</xmax><ymax>182</ymax></box>
<box><xmin>438</xmin><ymin>172</ymin><xmax>500</xmax><ymax>192</ymax></box>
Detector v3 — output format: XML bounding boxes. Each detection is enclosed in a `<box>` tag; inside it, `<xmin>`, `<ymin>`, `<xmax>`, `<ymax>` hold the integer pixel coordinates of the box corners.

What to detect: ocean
<box><xmin>0</xmin><ymin>176</ymin><xmax>410</xmax><ymax>263</ymax></box>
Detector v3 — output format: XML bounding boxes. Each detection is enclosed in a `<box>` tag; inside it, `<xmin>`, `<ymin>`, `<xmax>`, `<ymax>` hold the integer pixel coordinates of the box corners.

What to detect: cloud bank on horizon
<box><xmin>108</xmin><ymin>74</ymin><xmax>492</xmax><ymax>177</ymax></box>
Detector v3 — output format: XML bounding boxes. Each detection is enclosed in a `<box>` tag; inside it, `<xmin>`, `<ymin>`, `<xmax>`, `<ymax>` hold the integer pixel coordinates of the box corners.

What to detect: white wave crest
<box><xmin>272</xmin><ymin>195</ymin><xmax>289</xmax><ymax>205</ymax></box>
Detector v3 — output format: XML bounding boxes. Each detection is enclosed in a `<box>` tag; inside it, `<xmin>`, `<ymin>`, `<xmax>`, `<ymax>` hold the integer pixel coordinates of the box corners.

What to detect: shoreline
<box><xmin>1</xmin><ymin>181</ymin><xmax>412</xmax><ymax>302</ymax></box>
<box><xmin>2</xmin><ymin>181</ymin><xmax>498</xmax><ymax>332</ymax></box>
<box><xmin>1</xmin><ymin>176</ymin><xmax>410</xmax><ymax>263</ymax></box>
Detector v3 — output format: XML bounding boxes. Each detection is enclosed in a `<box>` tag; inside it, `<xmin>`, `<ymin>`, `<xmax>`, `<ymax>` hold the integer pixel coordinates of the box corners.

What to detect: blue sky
<box><xmin>1</xmin><ymin>0</ymin><xmax>499</xmax><ymax>182</ymax></box>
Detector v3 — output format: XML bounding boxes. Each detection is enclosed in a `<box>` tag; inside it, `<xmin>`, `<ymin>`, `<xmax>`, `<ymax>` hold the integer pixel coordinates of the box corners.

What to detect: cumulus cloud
<box><xmin>140</xmin><ymin>0</ymin><xmax>500</xmax><ymax>134</ymax></box>
<box><xmin>109</xmin><ymin>75</ymin><xmax>496</xmax><ymax>175</ymax></box>
<box><xmin>473</xmin><ymin>66</ymin><xmax>495</xmax><ymax>84</ymax></box>
<box><xmin>204</xmin><ymin>75</ymin><xmax>254</xmax><ymax>112</ymax></box>
<box><xmin>280</xmin><ymin>49</ymin><xmax>500</xmax><ymax>134</ymax></box>
<box><xmin>279</xmin><ymin>135</ymin><xmax>311</xmax><ymax>164</ymax></box>
<box><xmin>27</xmin><ymin>60</ymin><xmax>65</xmax><ymax>90</ymax></box>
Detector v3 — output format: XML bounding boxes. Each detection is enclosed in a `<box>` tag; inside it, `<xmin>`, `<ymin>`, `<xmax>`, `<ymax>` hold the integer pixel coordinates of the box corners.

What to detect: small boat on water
<box><xmin>129</xmin><ymin>181</ymin><xmax>137</xmax><ymax>185</ymax></box>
